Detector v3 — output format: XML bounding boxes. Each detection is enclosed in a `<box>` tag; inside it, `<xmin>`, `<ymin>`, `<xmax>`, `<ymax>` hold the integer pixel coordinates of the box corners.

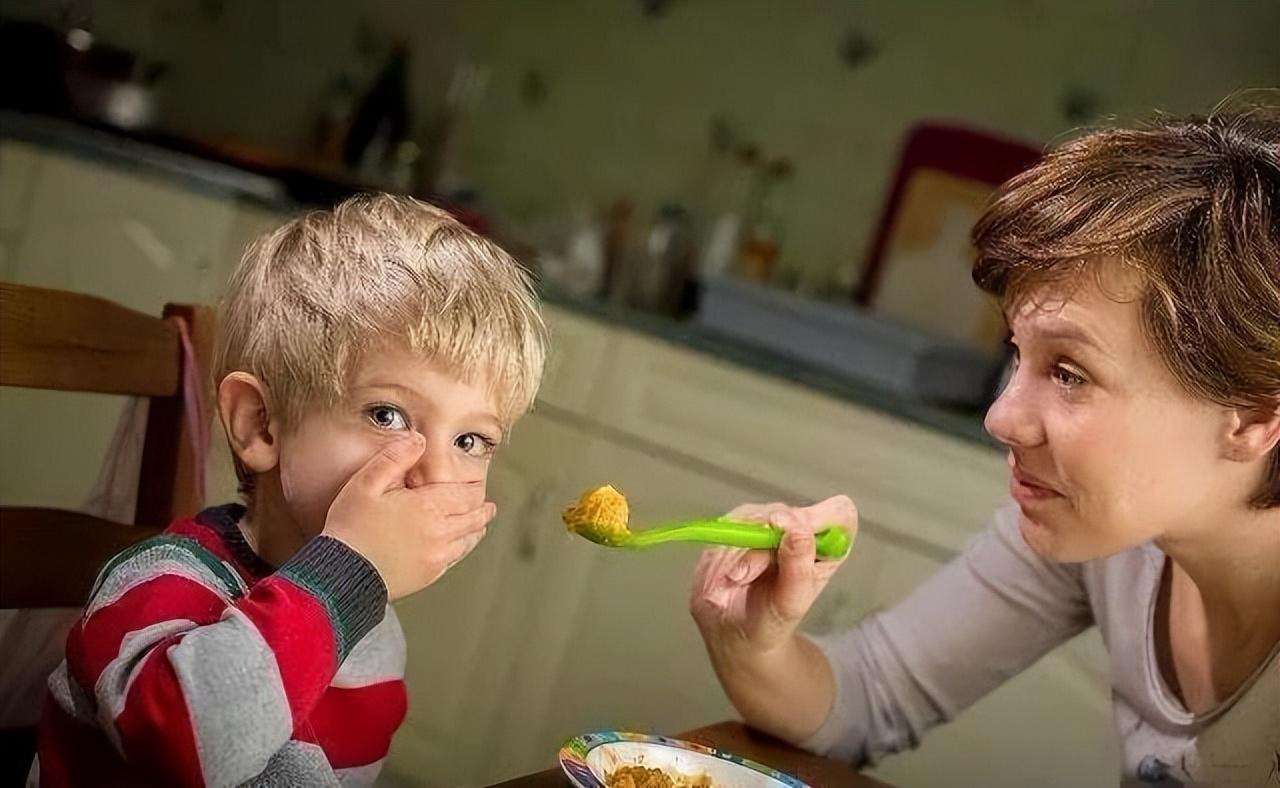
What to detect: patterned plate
<box><xmin>559</xmin><ymin>731</ymin><xmax>810</xmax><ymax>788</ymax></box>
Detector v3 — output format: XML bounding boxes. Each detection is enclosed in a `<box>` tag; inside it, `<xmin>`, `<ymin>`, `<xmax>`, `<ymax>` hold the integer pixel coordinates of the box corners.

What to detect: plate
<box><xmin>559</xmin><ymin>731</ymin><xmax>810</xmax><ymax>788</ymax></box>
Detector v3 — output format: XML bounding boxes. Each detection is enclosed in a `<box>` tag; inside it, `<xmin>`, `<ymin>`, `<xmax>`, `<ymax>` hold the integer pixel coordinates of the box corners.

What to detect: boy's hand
<box><xmin>322</xmin><ymin>433</ymin><xmax>496</xmax><ymax>601</ymax></box>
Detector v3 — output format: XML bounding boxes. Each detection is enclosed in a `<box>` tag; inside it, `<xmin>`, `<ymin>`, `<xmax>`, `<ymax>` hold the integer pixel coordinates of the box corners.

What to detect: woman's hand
<box><xmin>688</xmin><ymin>494</ymin><xmax>856</xmax><ymax>743</ymax></box>
<box><xmin>690</xmin><ymin>494</ymin><xmax>857</xmax><ymax>657</ymax></box>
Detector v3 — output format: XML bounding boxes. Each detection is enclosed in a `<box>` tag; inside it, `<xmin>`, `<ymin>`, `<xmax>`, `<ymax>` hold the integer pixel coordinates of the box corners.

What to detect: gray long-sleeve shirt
<box><xmin>802</xmin><ymin>503</ymin><xmax>1280</xmax><ymax>785</ymax></box>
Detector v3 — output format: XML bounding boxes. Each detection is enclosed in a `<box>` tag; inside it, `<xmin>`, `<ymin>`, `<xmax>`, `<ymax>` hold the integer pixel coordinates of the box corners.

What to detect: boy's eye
<box><xmin>366</xmin><ymin>405</ymin><xmax>409</xmax><ymax>431</ymax></box>
<box><xmin>455</xmin><ymin>433</ymin><xmax>496</xmax><ymax>458</ymax></box>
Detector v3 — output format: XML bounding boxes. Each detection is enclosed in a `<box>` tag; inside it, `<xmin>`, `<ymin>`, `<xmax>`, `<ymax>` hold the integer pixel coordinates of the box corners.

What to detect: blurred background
<box><xmin>1</xmin><ymin>1</ymin><xmax>1277</xmax><ymax>786</ymax></box>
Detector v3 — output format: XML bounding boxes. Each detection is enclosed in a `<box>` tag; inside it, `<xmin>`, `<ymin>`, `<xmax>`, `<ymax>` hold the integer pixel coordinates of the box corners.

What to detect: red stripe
<box><xmin>36</xmin><ymin>693</ymin><xmax>140</xmax><ymax>787</ymax></box>
<box><xmin>294</xmin><ymin>680</ymin><xmax>407</xmax><ymax>767</ymax></box>
<box><xmin>236</xmin><ymin>575</ymin><xmax>338</xmax><ymax>726</ymax></box>
<box><xmin>169</xmin><ymin>518</ymin><xmax>239</xmax><ymax>566</ymax></box>
<box><xmin>111</xmin><ymin>639</ymin><xmax>206</xmax><ymax>785</ymax></box>
<box><xmin>67</xmin><ymin>575</ymin><xmax>227</xmax><ymax>693</ymax></box>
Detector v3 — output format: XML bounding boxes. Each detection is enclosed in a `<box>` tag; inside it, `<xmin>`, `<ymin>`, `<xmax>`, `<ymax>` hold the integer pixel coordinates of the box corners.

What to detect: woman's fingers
<box><xmin>727</xmin><ymin>549</ymin><xmax>773</xmax><ymax>585</ymax></box>
<box><xmin>693</xmin><ymin>496</ymin><xmax>856</xmax><ymax>639</ymax></box>
<box><xmin>798</xmin><ymin>494</ymin><xmax>858</xmax><ymax>534</ymax></box>
<box><xmin>691</xmin><ymin>547</ymin><xmax>743</xmax><ymax>620</ymax></box>
<box><xmin>772</xmin><ymin>527</ymin><xmax>818</xmax><ymax>622</ymax></box>
<box><xmin>775</xmin><ymin>495</ymin><xmax>857</xmax><ymax>569</ymax></box>
<box><xmin>725</xmin><ymin>501</ymin><xmax>788</xmax><ymax>523</ymax></box>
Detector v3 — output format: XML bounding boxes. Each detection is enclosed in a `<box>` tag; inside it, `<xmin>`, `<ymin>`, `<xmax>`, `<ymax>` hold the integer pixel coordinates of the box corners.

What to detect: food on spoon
<box><xmin>562</xmin><ymin>484</ymin><xmax>631</xmax><ymax>544</ymax></box>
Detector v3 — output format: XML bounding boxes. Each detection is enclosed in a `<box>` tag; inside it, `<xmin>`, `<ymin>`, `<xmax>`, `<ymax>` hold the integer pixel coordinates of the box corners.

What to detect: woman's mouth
<box><xmin>1009</xmin><ymin>461</ymin><xmax>1063</xmax><ymax>505</ymax></box>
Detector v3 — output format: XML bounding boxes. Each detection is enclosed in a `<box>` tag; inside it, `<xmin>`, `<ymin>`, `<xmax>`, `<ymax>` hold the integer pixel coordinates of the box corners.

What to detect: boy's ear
<box><xmin>218</xmin><ymin>372</ymin><xmax>280</xmax><ymax>473</ymax></box>
<box><xmin>1222</xmin><ymin>400</ymin><xmax>1280</xmax><ymax>463</ymax></box>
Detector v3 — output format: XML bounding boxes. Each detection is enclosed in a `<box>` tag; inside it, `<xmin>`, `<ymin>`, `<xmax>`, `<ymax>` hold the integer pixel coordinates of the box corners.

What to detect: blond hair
<box><xmin>972</xmin><ymin>96</ymin><xmax>1280</xmax><ymax>507</ymax></box>
<box><xmin>214</xmin><ymin>194</ymin><xmax>547</xmax><ymax>430</ymax></box>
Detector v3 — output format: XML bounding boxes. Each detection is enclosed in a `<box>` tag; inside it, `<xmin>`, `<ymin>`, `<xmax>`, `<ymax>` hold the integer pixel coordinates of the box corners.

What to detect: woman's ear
<box><xmin>218</xmin><ymin>372</ymin><xmax>280</xmax><ymax>473</ymax></box>
<box><xmin>1223</xmin><ymin>401</ymin><xmax>1280</xmax><ymax>463</ymax></box>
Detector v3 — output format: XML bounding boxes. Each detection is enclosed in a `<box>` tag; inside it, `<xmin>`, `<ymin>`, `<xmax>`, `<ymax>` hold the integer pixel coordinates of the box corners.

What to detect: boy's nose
<box><xmin>404</xmin><ymin>442</ymin><xmax>472</xmax><ymax>487</ymax></box>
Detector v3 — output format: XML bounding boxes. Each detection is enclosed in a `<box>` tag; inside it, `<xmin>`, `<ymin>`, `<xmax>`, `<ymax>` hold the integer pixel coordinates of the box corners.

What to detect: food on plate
<box><xmin>605</xmin><ymin>765</ymin><xmax>712</xmax><ymax>788</ymax></box>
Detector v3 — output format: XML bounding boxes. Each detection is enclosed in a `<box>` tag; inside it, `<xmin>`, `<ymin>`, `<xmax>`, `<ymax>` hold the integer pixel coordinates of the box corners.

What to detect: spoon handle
<box><xmin>629</xmin><ymin>520</ymin><xmax>851</xmax><ymax>559</ymax></box>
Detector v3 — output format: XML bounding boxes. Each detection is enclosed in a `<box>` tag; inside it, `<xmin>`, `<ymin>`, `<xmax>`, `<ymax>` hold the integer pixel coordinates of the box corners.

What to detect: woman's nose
<box><xmin>984</xmin><ymin>372</ymin><xmax>1044</xmax><ymax>449</ymax></box>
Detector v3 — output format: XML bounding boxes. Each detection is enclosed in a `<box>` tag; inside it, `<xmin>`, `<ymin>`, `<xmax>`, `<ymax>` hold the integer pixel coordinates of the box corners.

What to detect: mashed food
<box><xmin>562</xmin><ymin>484</ymin><xmax>631</xmax><ymax>543</ymax></box>
<box><xmin>605</xmin><ymin>765</ymin><xmax>712</xmax><ymax>788</ymax></box>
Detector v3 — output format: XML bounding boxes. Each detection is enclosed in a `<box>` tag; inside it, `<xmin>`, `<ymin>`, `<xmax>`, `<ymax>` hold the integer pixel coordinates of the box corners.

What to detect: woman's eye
<box><xmin>1051</xmin><ymin>365</ymin><xmax>1087</xmax><ymax>388</ymax></box>
<box><xmin>367</xmin><ymin>405</ymin><xmax>409</xmax><ymax>431</ymax></box>
<box><xmin>455</xmin><ymin>433</ymin><xmax>496</xmax><ymax>458</ymax></box>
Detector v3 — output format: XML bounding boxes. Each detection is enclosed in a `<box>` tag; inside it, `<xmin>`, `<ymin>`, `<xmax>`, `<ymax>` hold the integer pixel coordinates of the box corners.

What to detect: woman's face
<box><xmin>984</xmin><ymin>260</ymin><xmax>1244</xmax><ymax>562</ymax></box>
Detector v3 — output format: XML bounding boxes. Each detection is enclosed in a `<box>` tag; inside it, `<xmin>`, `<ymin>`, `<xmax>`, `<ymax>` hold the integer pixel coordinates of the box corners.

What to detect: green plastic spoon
<box><xmin>561</xmin><ymin>485</ymin><xmax>851</xmax><ymax>560</ymax></box>
<box><xmin>571</xmin><ymin>516</ymin><xmax>853</xmax><ymax>560</ymax></box>
<box><xmin>604</xmin><ymin>516</ymin><xmax>855</xmax><ymax>560</ymax></box>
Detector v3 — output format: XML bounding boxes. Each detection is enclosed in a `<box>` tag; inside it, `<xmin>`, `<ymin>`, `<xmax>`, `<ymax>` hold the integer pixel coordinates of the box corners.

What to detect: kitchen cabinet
<box><xmin>0</xmin><ymin>140</ymin><xmax>44</xmax><ymax>280</ymax></box>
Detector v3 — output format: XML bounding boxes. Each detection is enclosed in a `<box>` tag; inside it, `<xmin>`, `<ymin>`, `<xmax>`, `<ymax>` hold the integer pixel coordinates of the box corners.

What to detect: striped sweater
<box><xmin>33</xmin><ymin>504</ymin><xmax>408</xmax><ymax>787</ymax></box>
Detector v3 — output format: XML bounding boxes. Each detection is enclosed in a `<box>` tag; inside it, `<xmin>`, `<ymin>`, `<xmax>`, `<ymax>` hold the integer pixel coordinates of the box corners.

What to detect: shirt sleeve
<box><xmin>62</xmin><ymin>534</ymin><xmax>386</xmax><ymax>787</ymax></box>
<box><xmin>800</xmin><ymin>502</ymin><xmax>1092</xmax><ymax>766</ymax></box>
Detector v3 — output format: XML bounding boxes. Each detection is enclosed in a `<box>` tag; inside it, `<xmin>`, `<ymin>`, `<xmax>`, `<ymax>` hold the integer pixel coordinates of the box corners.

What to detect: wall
<box><xmin>448</xmin><ymin>0</ymin><xmax>1280</xmax><ymax>291</ymax></box>
<box><xmin>6</xmin><ymin>0</ymin><xmax>1278</xmax><ymax>292</ymax></box>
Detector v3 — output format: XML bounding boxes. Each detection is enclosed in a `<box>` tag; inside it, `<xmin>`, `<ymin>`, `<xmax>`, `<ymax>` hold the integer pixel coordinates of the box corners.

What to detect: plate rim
<box><xmin>557</xmin><ymin>729</ymin><xmax>811</xmax><ymax>788</ymax></box>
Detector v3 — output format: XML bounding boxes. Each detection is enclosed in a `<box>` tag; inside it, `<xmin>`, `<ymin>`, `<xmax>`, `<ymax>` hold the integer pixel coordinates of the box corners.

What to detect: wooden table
<box><xmin>489</xmin><ymin>721</ymin><xmax>888</xmax><ymax>787</ymax></box>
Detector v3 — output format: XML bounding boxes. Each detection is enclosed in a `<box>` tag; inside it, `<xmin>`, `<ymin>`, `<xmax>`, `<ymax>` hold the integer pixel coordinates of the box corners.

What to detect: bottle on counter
<box><xmin>737</xmin><ymin>157</ymin><xmax>793</xmax><ymax>284</ymax></box>
<box><xmin>604</xmin><ymin>198</ymin><xmax>637</xmax><ymax>305</ymax></box>
<box><xmin>633</xmin><ymin>203</ymin><xmax>695</xmax><ymax>315</ymax></box>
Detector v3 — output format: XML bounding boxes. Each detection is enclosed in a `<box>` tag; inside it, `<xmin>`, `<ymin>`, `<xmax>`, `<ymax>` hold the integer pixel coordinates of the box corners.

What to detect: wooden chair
<box><xmin>0</xmin><ymin>280</ymin><xmax>214</xmax><ymax>780</ymax></box>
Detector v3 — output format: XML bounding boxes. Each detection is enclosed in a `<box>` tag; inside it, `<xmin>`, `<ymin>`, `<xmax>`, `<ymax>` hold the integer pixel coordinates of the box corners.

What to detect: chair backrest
<box><xmin>0</xmin><ymin>281</ymin><xmax>215</xmax><ymax>609</ymax></box>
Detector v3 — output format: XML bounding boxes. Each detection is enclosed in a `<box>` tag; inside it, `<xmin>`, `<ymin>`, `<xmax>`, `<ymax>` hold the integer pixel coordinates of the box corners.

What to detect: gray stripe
<box><xmin>87</xmin><ymin>548</ymin><xmax>235</xmax><ymax>618</ymax></box>
<box><xmin>47</xmin><ymin>661</ymin><xmax>95</xmax><ymax>724</ymax></box>
<box><xmin>170</xmin><ymin>607</ymin><xmax>293</xmax><ymax>788</ymax></box>
<box><xmin>332</xmin><ymin>605</ymin><xmax>405</xmax><ymax>689</ymax></box>
<box><xmin>91</xmin><ymin>536</ymin><xmax>245</xmax><ymax>604</ymax></box>
<box><xmin>237</xmin><ymin>741</ymin><xmax>339</xmax><ymax>787</ymax></box>
<box><xmin>94</xmin><ymin>619</ymin><xmax>197</xmax><ymax>755</ymax></box>
<box><xmin>335</xmin><ymin>759</ymin><xmax>383</xmax><ymax>787</ymax></box>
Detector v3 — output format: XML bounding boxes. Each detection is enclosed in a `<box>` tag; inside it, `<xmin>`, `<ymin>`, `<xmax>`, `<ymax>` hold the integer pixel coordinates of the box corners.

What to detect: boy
<box><xmin>34</xmin><ymin>195</ymin><xmax>547</xmax><ymax>786</ymax></box>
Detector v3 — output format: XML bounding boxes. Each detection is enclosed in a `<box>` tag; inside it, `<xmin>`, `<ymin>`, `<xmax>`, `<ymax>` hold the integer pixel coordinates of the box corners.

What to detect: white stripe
<box><xmin>87</xmin><ymin>545</ymin><xmax>236</xmax><ymax>619</ymax></box>
<box><xmin>331</xmin><ymin>606</ymin><xmax>406</xmax><ymax>689</ymax></box>
<box><xmin>94</xmin><ymin>618</ymin><xmax>198</xmax><ymax>755</ymax></box>
<box><xmin>336</xmin><ymin>759</ymin><xmax>384</xmax><ymax>787</ymax></box>
<box><xmin>169</xmin><ymin>606</ymin><xmax>293</xmax><ymax>788</ymax></box>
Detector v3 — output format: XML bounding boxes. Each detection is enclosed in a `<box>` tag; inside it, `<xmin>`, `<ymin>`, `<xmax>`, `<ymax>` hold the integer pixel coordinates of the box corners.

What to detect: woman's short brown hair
<box><xmin>971</xmin><ymin>95</ymin><xmax>1280</xmax><ymax>508</ymax></box>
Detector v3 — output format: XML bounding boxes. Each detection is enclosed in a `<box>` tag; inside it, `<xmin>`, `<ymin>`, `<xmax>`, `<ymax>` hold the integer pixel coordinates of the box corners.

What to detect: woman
<box><xmin>690</xmin><ymin>101</ymin><xmax>1280</xmax><ymax>785</ymax></box>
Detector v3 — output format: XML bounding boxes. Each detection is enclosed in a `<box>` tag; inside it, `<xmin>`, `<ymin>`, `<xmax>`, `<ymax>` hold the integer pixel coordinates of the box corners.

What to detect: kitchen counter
<box><xmin>539</xmin><ymin>285</ymin><xmax>994</xmax><ymax>446</ymax></box>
